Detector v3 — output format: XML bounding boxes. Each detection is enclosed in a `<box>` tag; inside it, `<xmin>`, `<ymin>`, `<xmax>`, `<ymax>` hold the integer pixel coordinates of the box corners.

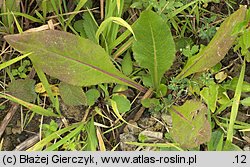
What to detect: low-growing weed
<box><xmin>0</xmin><ymin>1</ymin><xmax>249</xmax><ymax>151</ymax></box>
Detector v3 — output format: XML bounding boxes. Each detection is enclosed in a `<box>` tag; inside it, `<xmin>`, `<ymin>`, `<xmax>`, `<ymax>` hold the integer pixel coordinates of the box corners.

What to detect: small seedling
<box><xmin>11</xmin><ymin>60</ymin><xmax>31</xmax><ymax>78</ymax></box>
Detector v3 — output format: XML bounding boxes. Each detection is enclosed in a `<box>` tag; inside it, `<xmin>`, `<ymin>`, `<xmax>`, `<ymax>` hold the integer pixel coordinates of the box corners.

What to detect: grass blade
<box><xmin>0</xmin><ymin>93</ymin><xmax>59</xmax><ymax>117</ymax></box>
<box><xmin>28</xmin><ymin>123</ymin><xmax>81</xmax><ymax>151</ymax></box>
<box><xmin>45</xmin><ymin>123</ymin><xmax>84</xmax><ymax>151</ymax></box>
<box><xmin>96</xmin><ymin>17</ymin><xmax>135</xmax><ymax>42</ymax></box>
<box><xmin>0</xmin><ymin>53</ymin><xmax>31</xmax><ymax>71</ymax></box>
<box><xmin>226</xmin><ymin>60</ymin><xmax>246</xmax><ymax>142</ymax></box>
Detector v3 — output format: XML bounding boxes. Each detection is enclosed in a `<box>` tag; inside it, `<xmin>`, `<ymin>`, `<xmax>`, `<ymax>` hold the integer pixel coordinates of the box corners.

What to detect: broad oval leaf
<box><xmin>7</xmin><ymin>78</ymin><xmax>37</xmax><ymax>102</ymax></box>
<box><xmin>4</xmin><ymin>30</ymin><xmax>146</xmax><ymax>92</ymax></box>
<box><xmin>111</xmin><ymin>94</ymin><xmax>131</xmax><ymax>113</ymax></box>
<box><xmin>59</xmin><ymin>82</ymin><xmax>87</xmax><ymax>106</ymax></box>
<box><xmin>121</xmin><ymin>51</ymin><xmax>133</xmax><ymax>76</ymax></box>
<box><xmin>177</xmin><ymin>6</ymin><xmax>247</xmax><ymax>79</ymax></box>
<box><xmin>85</xmin><ymin>89</ymin><xmax>100</xmax><ymax>106</ymax></box>
<box><xmin>169</xmin><ymin>100</ymin><xmax>211</xmax><ymax>149</ymax></box>
<box><xmin>132</xmin><ymin>10</ymin><xmax>176</xmax><ymax>89</ymax></box>
<box><xmin>200</xmin><ymin>82</ymin><xmax>219</xmax><ymax>113</ymax></box>
<box><xmin>241</xmin><ymin>97</ymin><xmax>250</xmax><ymax>106</ymax></box>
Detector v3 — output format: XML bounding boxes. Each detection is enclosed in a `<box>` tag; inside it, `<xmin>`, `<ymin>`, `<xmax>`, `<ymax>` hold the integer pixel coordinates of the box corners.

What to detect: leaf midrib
<box><xmin>177</xmin><ymin>10</ymin><xmax>242</xmax><ymax>79</ymax></box>
<box><xmin>149</xmin><ymin>22</ymin><xmax>158</xmax><ymax>88</ymax></box>
<box><xmin>177</xmin><ymin>27</ymin><xmax>231</xmax><ymax>79</ymax></box>
<box><xmin>13</xmin><ymin>40</ymin><xmax>146</xmax><ymax>92</ymax></box>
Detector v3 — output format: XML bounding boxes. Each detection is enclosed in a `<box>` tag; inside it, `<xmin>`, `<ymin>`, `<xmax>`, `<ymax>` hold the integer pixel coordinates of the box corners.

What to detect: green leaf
<box><xmin>243</xmin><ymin>29</ymin><xmax>250</xmax><ymax>49</ymax></box>
<box><xmin>0</xmin><ymin>53</ymin><xmax>31</xmax><ymax>71</ymax></box>
<box><xmin>1</xmin><ymin>0</ymin><xmax>21</xmax><ymax>27</ymax></box>
<box><xmin>121</xmin><ymin>51</ymin><xmax>133</xmax><ymax>76</ymax></box>
<box><xmin>132</xmin><ymin>10</ymin><xmax>176</xmax><ymax>89</ymax></box>
<box><xmin>141</xmin><ymin>98</ymin><xmax>160</xmax><ymax>108</ymax></box>
<box><xmin>226</xmin><ymin>60</ymin><xmax>246</xmax><ymax>143</ymax></box>
<box><xmin>4</xmin><ymin>30</ymin><xmax>146</xmax><ymax>92</ymax></box>
<box><xmin>7</xmin><ymin>78</ymin><xmax>36</xmax><ymax>102</ymax></box>
<box><xmin>65</xmin><ymin>0</ymin><xmax>87</xmax><ymax>28</ymax></box>
<box><xmin>85</xmin><ymin>117</ymin><xmax>98</xmax><ymax>151</ymax></box>
<box><xmin>96</xmin><ymin>17</ymin><xmax>135</xmax><ymax>42</ymax></box>
<box><xmin>142</xmin><ymin>74</ymin><xmax>153</xmax><ymax>88</ymax></box>
<box><xmin>200</xmin><ymin>82</ymin><xmax>219</xmax><ymax>113</ymax></box>
<box><xmin>241</xmin><ymin>97</ymin><xmax>250</xmax><ymax>106</ymax></box>
<box><xmin>177</xmin><ymin>6</ymin><xmax>247</xmax><ymax>79</ymax></box>
<box><xmin>111</xmin><ymin>95</ymin><xmax>131</xmax><ymax>113</ymax></box>
<box><xmin>28</xmin><ymin>123</ymin><xmax>81</xmax><ymax>151</ymax></box>
<box><xmin>45</xmin><ymin>123</ymin><xmax>85</xmax><ymax>151</ymax></box>
<box><xmin>42</xmin><ymin>120</ymin><xmax>59</xmax><ymax>137</ymax></box>
<box><xmin>85</xmin><ymin>89</ymin><xmax>100</xmax><ymax>106</ymax></box>
<box><xmin>73</xmin><ymin>20</ymin><xmax>86</xmax><ymax>37</ymax></box>
<box><xmin>0</xmin><ymin>93</ymin><xmax>59</xmax><ymax>117</ymax></box>
<box><xmin>223</xmin><ymin>77</ymin><xmax>250</xmax><ymax>92</ymax></box>
<box><xmin>223</xmin><ymin>141</ymin><xmax>242</xmax><ymax>151</ymax></box>
<box><xmin>59</xmin><ymin>82</ymin><xmax>87</xmax><ymax>106</ymax></box>
<box><xmin>156</xmin><ymin>84</ymin><xmax>168</xmax><ymax>97</ymax></box>
<box><xmin>34</xmin><ymin>64</ymin><xmax>58</xmax><ymax>111</ymax></box>
<box><xmin>113</xmin><ymin>84</ymin><xmax>128</xmax><ymax>93</ymax></box>
<box><xmin>169</xmin><ymin>100</ymin><xmax>211</xmax><ymax>149</ymax></box>
<box><xmin>110</xmin><ymin>99</ymin><xmax>130</xmax><ymax>124</ymax></box>
<box><xmin>207</xmin><ymin>129</ymin><xmax>224</xmax><ymax>151</ymax></box>
<box><xmin>174</xmin><ymin>37</ymin><xmax>193</xmax><ymax>51</ymax></box>
<box><xmin>36</xmin><ymin>0</ymin><xmax>61</xmax><ymax>13</ymax></box>
<box><xmin>83</xmin><ymin>10</ymin><xmax>98</xmax><ymax>43</ymax></box>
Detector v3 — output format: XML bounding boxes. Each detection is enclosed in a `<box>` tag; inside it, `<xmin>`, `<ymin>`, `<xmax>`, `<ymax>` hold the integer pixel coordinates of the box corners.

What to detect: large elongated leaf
<box><xmin>177</xmin><ymin>6</ymin><xmax>247</xmax><ymax>79</ymax></box>
<box><xmin>4</xmin><ymin>30</ymin><xmax>146</xmax><ymax>92</ymax></box>
<box><xmin>169</xmin><ymin>100</ymin><xmax>211</xmax><ymax>149</ymax></box>
<box><xmin>132</xmin><ymin>10</ymin><xmax>176</xmax><ymax>89</ymax></box>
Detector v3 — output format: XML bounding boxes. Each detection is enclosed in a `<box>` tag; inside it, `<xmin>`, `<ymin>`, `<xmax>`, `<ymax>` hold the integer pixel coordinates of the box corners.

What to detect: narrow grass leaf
<box><xmin>226</xmin><ymin>60</ymin><xmax>246</xmax><ymax>143</ymax></box>
<box><xmin>0</xmin><ymin>53</ymin><xmax>31</xmax><ymax>71</ymax></box>
<box><xmin>116</xmin><ymin>0</ymin><xmax>121</xmax><ymax>14</ymax></box>
<box><xmin>11</xmin><ymin>12</ymin><xmax>23</xmax><ymax>33</ymax></box>
<box><xmin>167</xmin><ymin>0</ymin><xmax>199</xmax><ymax>19</ymax></box>
<box><xmin>66</xmin><ymin>0</ymin><xmax>87</xmax><ymax>28</ymax></box>
<box><xmin>28</xmin><ymin>123</ymin><xmax>81</xmax><ymax>151</ymax></box>
<box><xmin>96</xmin><ymin>127</ymin><xmax>106</xmax><ymax>151</ymax></box>
<box><xmin>0</xmin><ymin>12</ymin><xmax>43</xmax><ymax>23</ymax></box>
<box><xmin>239</xmin><ymin>128</ymin><xmax>250</xmax><ymax>132</ymax></box>
<box><xmin>34</xmin><ymin>65</ymin><xmax>57</xmax><ymax>110</ymax></box>
<box><xmin>45</xmin><ymin>123</ymin><xmax>84</xmax><ymax>151</ymax></box>
<box><xmin>96</xmin><ymin>17</ymin><xmax>135</xmax><ymax>42</ymax></box>
<box><xmin>0</xmin><ymin>93</ymin><xmax>59</xmax><ymax>117</ymax></box>
<box><xmin>85</xmin><ymin>117</ymin><xmax>98</xmax><ymax>151</ymax></box>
